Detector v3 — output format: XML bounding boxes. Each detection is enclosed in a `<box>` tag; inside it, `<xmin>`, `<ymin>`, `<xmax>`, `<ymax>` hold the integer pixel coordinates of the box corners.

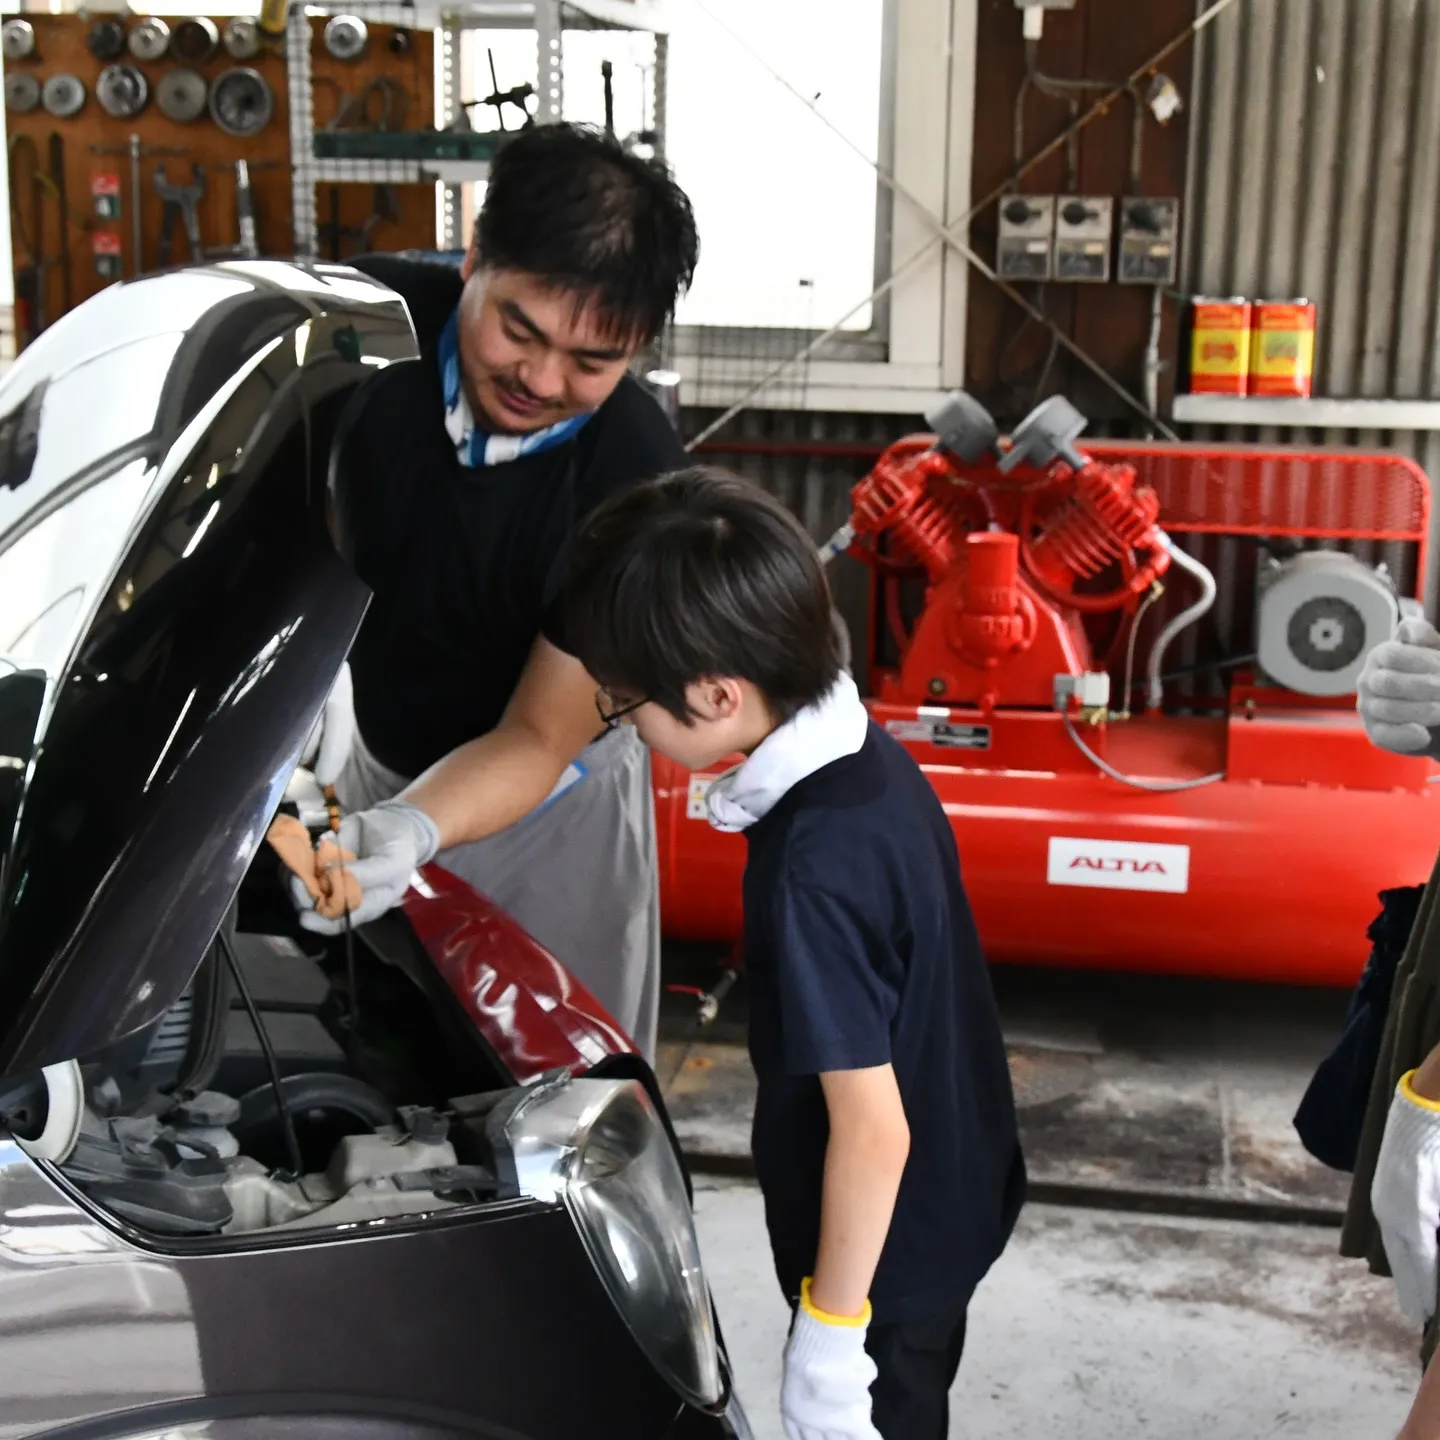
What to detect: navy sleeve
<box><xmin>774</xmin><ymin>880</ymin><xmax>900</xmax><ymax>1076</ymax></box>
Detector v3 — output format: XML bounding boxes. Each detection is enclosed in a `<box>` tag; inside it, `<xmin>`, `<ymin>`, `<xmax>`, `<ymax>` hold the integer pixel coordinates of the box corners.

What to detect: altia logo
<box><xmin>1048</xmin><ymin>837</ymin><xmax>1190</xmax><ymax>894</ymax></box>
<box><xmin>1069</xmin><ymin>855</ymin><xmax>1168</xmax><ymax>875</ymax></box>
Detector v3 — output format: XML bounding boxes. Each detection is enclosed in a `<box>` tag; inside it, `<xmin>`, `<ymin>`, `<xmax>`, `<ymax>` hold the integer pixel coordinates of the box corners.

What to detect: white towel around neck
<box><xmin>704</xmin><ymin>672</ymin><xmax>870</xmax><ymax>833</ymax></box>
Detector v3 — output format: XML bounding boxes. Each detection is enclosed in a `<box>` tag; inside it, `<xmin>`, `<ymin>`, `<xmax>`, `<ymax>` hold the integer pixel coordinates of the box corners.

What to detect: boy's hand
<box><xmin>780</xmin><ymin>1279</ymin><xmax>882</xmax><ymax>1440</ymax></box>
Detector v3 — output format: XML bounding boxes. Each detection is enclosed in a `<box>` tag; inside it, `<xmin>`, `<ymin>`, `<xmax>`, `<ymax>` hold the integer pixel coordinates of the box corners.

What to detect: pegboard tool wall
<box><xmin>3</xmin><ymin>14</ymin><xmax>434</xmax><ymax>347</ymax></box>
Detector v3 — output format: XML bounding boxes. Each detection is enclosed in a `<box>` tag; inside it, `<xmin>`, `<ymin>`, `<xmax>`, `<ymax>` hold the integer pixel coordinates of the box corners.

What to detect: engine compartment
<box><xmin>6</xmin><ymin>839</ymin><xmax>531</xmax><ymax>1240</ymax></box>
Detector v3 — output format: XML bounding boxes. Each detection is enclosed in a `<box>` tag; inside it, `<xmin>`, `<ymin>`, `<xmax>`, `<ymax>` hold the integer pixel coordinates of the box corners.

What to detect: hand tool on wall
<box><xmin>9</xmin><ymin>134</ymin><xmax>45</xmax><ymax>345</ymax></box>
<box><xmin>154</xmin><ymin>163</ymin><xmax>205</xmax><ymax>266</ymax></box>
<box><xmin>206</xmin><ymin>159</ymin><xmax>280</xmax><ymax>260</ymax></box>
<box><xmin>48</xmin><ymin>133</ymin><xmax>71</xmax><ymax>313</ymax></box>
<box><xmin>90</xmin><ymin>135</ymin><xmax>184</xmax><ymax>277</ymax></box>
<box><xmin>235</xmin><ymin>160</ymin><xmax>257</xmax><ymax>258</ymax></box>
<box><xmin>317</xmin><ymin>184</ymin><xmax>399</xmax><ymax>262</ymax></box>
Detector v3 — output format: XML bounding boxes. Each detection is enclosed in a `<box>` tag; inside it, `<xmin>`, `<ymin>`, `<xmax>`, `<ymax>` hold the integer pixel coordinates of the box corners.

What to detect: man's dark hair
<box><xmin>474</xmin><ymin>122</ymin><xmax>699</xmax><ymax>345</ymax></box>
<box><xmin>554</xmin><ymin>467</ymin><xmax>844</xmax><ymax>724</ymax></box>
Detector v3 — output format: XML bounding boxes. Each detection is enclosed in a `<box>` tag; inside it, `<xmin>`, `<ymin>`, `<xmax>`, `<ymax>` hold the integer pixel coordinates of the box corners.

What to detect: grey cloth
<box><xmin>335</xmin><ymin>725</ymin><xmax>661</xmax><ymax>1062</ymax></box>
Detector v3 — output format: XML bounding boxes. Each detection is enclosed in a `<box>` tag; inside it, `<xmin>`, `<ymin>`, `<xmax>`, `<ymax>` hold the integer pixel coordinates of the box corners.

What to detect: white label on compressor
<box><xmin>1047</xmin><ymin>837</ymin><xmax>1190</xmax><ymax>894</ymax></box>
<box><xmin>688</xmin><ymin>774</ymin><xmax>720</xmax><ymax>820</ymax></box>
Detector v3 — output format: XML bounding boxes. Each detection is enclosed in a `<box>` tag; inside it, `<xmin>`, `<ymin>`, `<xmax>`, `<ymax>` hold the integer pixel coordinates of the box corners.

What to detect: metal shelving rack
<box><xmin>288</xmin><ymin>0</ymin><xmax>672</xmax><ymax>258</ymax></box>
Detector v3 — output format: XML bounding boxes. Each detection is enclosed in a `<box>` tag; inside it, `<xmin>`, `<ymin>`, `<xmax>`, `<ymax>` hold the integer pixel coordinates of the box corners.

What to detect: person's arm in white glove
<box><xmin>1358</xmin><ymin>618</ymin><xmax>1440</xmax><ymax>760</ymax></box>
<box><xmin>286</xmin><ymin>799</ymin><xmax>440</xmax><ymax>934</ymax></box>
<box><xmin>1372</xmin><ymin>1043</ymin><xmax>1440</xmax><ymax>1326</ymax></box>
<box><xmin>288</xmin><ymin>639</ymin><xmax>603</xmax><ymax>933</ymax></box>
<box><xmin>300</xmin><ymin>661</ymin><xmax>356</xmax><ymax>788</ymax></box>
<box><xmin>781</xmin><ymin>1065</ymin><xmax>910</xmax><ymax>1440</ymax></box>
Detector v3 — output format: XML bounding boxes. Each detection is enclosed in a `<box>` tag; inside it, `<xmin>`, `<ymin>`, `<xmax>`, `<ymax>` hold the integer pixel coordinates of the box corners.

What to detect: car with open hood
<box><xmin>0</xmin><ymin>259</ymin><xmax>750</xmax><ymax>1439</ymax></box>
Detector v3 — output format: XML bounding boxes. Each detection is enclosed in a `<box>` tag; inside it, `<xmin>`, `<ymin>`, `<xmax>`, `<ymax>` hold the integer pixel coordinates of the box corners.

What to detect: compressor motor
<box><xmin>1255</xmin><ymin>550</ymin><xmax>1415</xmax><ymax>698</ymax></box>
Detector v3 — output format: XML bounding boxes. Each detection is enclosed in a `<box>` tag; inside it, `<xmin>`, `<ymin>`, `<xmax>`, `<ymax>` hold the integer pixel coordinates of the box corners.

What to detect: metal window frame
<box><xmin>670</xmin><ymin>0</ymin><xmax>977</xmax><ymax>415</ymax></box>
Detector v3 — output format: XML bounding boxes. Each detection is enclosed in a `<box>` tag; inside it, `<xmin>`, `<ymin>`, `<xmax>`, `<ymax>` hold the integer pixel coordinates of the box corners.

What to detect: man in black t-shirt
<box><xmin>549</xmin><ymin>469</ymin><xmax>1026</xmax><ymax>1440</ymax></box>
<box><xmin>282</xmin><ymin>124</ymin><xmax>698</xmax><ymax>1060</ymax></box>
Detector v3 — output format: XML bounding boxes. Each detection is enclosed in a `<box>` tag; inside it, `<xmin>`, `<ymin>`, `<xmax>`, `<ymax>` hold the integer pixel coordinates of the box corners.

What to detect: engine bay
<box><xmin>4</xmin><ymin>841</ymin><xmax>530</xmax><ymax>1240</ymax></box>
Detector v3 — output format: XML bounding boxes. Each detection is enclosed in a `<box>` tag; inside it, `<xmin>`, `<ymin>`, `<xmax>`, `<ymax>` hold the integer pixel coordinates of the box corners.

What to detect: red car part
<box><xmin>656</xmin><ymin>435</ymin><xmax>1440</xmax><ymax>988</ymax></box>
<box><xmin>403</xmin><ymin>863</ymin><xmax>636</xmax><ymax>1082</ymax></box>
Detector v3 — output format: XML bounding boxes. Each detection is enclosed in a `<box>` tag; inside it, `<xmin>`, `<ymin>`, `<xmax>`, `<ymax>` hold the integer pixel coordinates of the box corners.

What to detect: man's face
<box><xmin>455</xmin><ymin>263</ymin><xmax>641</xmax><ymax>435</ymax></box>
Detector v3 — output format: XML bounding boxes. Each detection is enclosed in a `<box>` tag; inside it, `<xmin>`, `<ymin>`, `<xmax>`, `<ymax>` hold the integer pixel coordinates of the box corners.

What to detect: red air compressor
<box><xmin>653</xmin><ymin>394</ymin><xmax>1440</xmax><ymax>989</ymax></box>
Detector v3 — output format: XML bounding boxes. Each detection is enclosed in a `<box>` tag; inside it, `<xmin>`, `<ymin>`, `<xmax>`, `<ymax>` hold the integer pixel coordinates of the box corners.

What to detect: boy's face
<box><xmin>455</xmin><ymin>261</ymin><xmax>639</xmax><ymax>435</ymax></box>
<box><xmin>600</xmin><ymin>679</ymin><xmax>773</xmax><ymax>771</ymax></box>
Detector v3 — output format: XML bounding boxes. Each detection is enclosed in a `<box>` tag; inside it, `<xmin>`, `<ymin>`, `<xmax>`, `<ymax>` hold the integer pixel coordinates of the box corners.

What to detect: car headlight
<box><xmin>489</xmin><ymin>1073</ymin><xmax>723</xmax><ymax>1410</ymax></box>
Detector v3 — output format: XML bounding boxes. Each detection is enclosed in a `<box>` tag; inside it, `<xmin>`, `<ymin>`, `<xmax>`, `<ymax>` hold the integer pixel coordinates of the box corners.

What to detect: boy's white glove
<box><xmin>287</xmin><ymin>799</ymin><xmax>440</xmax><ymax>934</ymax></box>
<box><xmin>780</xmin><ymin>1280</ymin><xmax>882</xmax><ymax>1440</ymax></box>
<box><xmin>299</xmin><ymin>662</ymin><xmax>357</xmax><ymax>787</ymax></box>
<box><xmin>1372</xmin><ymin>1071</ymin><xmax>1440</xmax><ymax>1325</ymax></box>
<box><xmin>1357</xmin><ymin>619</ymin><xmax>1440</xmax><ymax>759</ymax></box>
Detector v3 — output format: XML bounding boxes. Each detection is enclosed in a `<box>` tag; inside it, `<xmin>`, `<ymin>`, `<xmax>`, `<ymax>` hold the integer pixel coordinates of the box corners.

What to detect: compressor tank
<box><xmin>654</xmin><ymin>697</ymin><xmax>1440</xmax><ymax>988</ymax></box>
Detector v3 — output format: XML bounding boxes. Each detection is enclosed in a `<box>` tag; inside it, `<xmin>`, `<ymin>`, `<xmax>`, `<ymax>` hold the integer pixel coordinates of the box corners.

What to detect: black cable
<box><xmin>217</xmin><ymin>927</ymin><xmax>308</xmax><ymax>1188</ymax></box>
<box><xmin>1122</xmin><ymin>651</ymin><xmax>1258</xmax><ymax>692</ymax></box>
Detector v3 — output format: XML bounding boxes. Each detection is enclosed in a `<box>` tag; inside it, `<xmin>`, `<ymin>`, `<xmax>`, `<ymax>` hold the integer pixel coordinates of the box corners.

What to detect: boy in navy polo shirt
<box><xmin>548</xmin><ymin>467</ymin><xmax>1025</xmax><ymax>1440</ymax></box>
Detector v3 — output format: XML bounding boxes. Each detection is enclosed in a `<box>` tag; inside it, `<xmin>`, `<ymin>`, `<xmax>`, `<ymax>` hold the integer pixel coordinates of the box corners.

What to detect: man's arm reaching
<box><xmin>402</xmin><ymin>634</ymin><xmax>603</xmax><ymax>850</ymax></box>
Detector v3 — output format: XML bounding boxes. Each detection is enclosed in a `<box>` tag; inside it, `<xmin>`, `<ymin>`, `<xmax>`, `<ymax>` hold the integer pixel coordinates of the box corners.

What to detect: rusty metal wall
<box><xmin>1182</xmin><ymin>0</ymin><xmax>1440</xmax><ymax>606</ymax></box>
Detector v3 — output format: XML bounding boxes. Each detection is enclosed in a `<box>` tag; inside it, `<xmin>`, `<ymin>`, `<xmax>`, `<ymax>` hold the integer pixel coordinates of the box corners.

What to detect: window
<box><xmin>461</xmin><ymin>1</ymin><xmax>887</xmax><ymax>332</ymax></box>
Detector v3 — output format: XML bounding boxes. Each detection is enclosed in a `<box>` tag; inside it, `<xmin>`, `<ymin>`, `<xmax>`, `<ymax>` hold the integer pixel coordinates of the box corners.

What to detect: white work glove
<box><xmin>1357</xmin><ymin>619</ymin><xmax>1440</xmax><ymax>759</ymax></box>
<box><xmin>1372</xmin><ymin>1071</ymin><xmax>1440</xmax><ymax>1325</ymax></box>
<box><xmin>780</xmin><ymin>1280</ymin><xmax>882</xmax><ymax>1440</ymax></box>
<box><xmin>299</xmin><ymin>662</ymin><xmax>356</xmax><ymax>788</ymax></box>
<box><xmin>287</xmin><ymin>799</ymin><xmax>440</xmax><ymax>934</ymax></box>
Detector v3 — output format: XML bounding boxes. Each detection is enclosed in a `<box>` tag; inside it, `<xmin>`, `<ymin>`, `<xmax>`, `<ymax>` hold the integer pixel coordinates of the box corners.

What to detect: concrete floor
<box><xmin>697</xmin><ymin>1180</ymin><xmax>1421</xmax><ymax>1440</ymax></box>
<box><xmin>661</xmin><ymin>963</ymin><xmax>1359</xmax><ymax>1217</ymax></box>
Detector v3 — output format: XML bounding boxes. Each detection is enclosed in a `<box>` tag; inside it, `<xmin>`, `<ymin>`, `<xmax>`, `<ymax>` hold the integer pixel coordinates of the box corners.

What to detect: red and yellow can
<box><xmin>1249</xmin><ymin>299</ymin><xmax>1316</xmax><ymax>397</ymax></box>
<box><xmin>1188</xmin><ymin>298</ymin><xmax>1251</xmax><ymax>395</ymax></box>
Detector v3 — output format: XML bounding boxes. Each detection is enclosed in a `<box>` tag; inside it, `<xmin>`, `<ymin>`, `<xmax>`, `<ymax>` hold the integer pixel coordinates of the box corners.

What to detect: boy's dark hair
<box><xmin>474</xmin><ymin>122</ymin><xmax>699</xmax><ymax>346</ymax></box>
<box><xmin>555</xmin><ymin>467</ymin><xmax>844</xmax><ymax>724</ymax></box>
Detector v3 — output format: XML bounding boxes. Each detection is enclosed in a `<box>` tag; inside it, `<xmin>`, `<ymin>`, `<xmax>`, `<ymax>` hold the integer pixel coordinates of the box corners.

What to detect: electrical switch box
<box><xmin>997</xmin><ymin>195</ymin><xmax>1056</xmax><ymax>282</ymax></box>
<box><xmin>1054</xmin><ymin>196</ymin><xmax>1113</xmax><ymax>283</ymax></box>
<box><xmin>1117</xmin><ymin>197</ymin><xmax>1180</xmax><ymax>285</ymax></box>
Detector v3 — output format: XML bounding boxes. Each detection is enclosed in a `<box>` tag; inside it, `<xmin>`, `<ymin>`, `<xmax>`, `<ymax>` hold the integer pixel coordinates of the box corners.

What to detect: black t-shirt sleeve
<box><xmin>348</xmin><ymin>253</ymin><xmax>464</xmax><ymax>349</ymax></box>
<box><xmin>773</xmin><ymin>879</ymin><xmax>900</xmax><ymax>1076</ymax></box>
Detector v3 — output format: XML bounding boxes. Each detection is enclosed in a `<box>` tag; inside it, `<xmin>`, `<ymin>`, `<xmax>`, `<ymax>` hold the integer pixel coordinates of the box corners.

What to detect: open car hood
<box><xmin>0</xmin><ymin>260</ymin><xmax>417</xmax><ymax>1078</ymax></box>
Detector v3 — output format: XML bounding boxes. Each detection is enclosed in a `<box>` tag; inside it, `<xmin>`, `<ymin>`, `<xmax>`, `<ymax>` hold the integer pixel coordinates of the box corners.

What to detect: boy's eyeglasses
<box><xmin>596</xmin><ymin>687</ymin><xmax>648</xmax><ymax>730</ymax></box>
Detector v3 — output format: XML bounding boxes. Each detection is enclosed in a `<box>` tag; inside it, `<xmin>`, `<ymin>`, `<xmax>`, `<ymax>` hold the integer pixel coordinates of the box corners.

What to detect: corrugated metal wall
<box><xmin>1183</xmin><ymin>0</ymin><xmax>1440</xmax><ymax>602</ymax></box>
